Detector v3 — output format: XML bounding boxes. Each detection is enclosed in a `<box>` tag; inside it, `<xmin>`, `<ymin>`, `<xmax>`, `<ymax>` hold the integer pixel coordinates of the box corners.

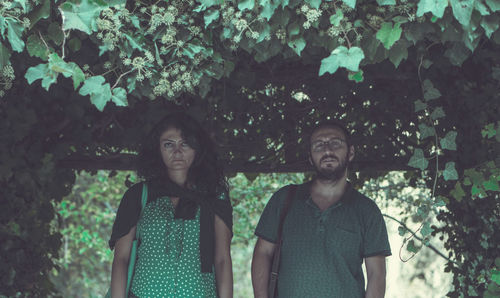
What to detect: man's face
<box><xmin>309</xmin><ymin>126</ymin><xmax>354</xmax><ymax>181</ymax></box>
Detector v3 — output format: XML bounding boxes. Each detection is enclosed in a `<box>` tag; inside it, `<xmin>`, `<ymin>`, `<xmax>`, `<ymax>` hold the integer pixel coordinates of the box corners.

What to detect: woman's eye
<box><xmin>163</xmin><ymin>142</ymin><xmax>174</xmax><ymax>148</ymax></box>
<box><xmin>181</xmin><ymin>142</ymin><xmax>191</xmax><ymax>148</ymax></box>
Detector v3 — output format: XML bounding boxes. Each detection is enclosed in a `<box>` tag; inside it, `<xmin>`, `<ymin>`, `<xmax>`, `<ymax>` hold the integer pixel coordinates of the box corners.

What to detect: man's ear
<box><xmin>348</xmin><ymin>145</ymin><xmax>355</xmax><ymax>162</ymax></box>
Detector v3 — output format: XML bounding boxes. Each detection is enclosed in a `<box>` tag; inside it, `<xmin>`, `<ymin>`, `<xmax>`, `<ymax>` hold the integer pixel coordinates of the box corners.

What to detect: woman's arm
<box><xmin>214</xmin><ymin>214</ymin><xmax>233</xmax><ymax>298</ymax></box>
<box><xmin>110</xmin><ymin>226</ymin><xmax>136</xmax><ymax>298</ymax></box>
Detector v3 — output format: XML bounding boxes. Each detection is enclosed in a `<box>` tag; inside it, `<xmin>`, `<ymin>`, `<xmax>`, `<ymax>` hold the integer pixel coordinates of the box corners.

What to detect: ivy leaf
<box><xmin>319</xmin><ymin>46</ymin><xmax>365</xmax><ymax>76</ymax></box>
<box><xmin>27</xmin><ymin>0</ymin><xmax>51</xmax><ymax>29</ymax></box>
<box><xmin>388</xmin><ymin>40</ymin><xmax>408</xmax><ymax>67</ymax></box>
<box><xmin>418</xmin><ymin>123</ymin><xmax>436</xmax><ymax>139</ymax></box>
<box><xmin>376</xmin><ymin>22</ymin><xmax>402</xmax><ymax>50</ymax></box>
<box><xmin>483</xmin><ymin>177</ymin><xmax>500</xmax><ymax>191</ymax></box>
<box><xmin>430</xmin><ymin>107</ymin><xmax>445</xmax><ymax>120</ymax></box>
<box><xmin>482</xmin><ymin>123</ymin><xmax>496</xmax><ymax>138</ymax></box>
<box><xmin>348</xmin><ymin>70</ymin><xmax>364</xmax><ymax>83</ymax></box>
<box><xmin>79</xmin><ymin>76</ymin><xmax>112</xmax><ymax>111</ymax></box>
<box><xmin>238</xmin><ymin>0</ymin><xmax>255</xmax><ymax>11</ymax></box>
<box><xmin>48</xmin><ymin>23</ymin><xmax>64</xmax><ymax>45</ymax></box>
<box><xmin>341</xmin><ymin>0</ymin><xmax>356</xmax><ymax>9</ymax></box>
<box><xmin>444</xmin><ymin>42</ymin><xmax>471</xmax><ymax>66</ymax></box>
<box><xmin>25</xmin><ymin>63</ymin><xmax>58</xmax><ymax>90</ymax></box>
<box><xmin>68</xmin><ymin>37</ymin><xmax>82</xmax><ymax>52</ymax></box>
<box><xmin>450</xmin><ymin>182</ymin><xmax>465</xmax><ymax>201</ymax></box>
<box><xmin>67</xmin><ymin>62</ymin><xmax>85</xmax><ymax>89</ymax></box>
<box><xmin>204</xmin><ymin>9</ymin><xmax>219</xmax><ymax>28</ymax></box>
<box><xmin>398</xmin><ymin>226</ymin><xmax>406</xmax><ymax>236</ymax></box>
<box><xmin>443</xmin><ymin>162</ymin><xmax>459</xmax><ymax>181</ymax></box>
<box><xmin>111</xmin><ymin>87</ymin><xmax>128</xmax><ymax>107</ymax></box>
<box><xmin>288</xmin><ymin>37</ymin><xmax>306</xmax><ymax>56</ymax></box>
<box><xmin>450</xmin><ymin>0</ymin><xmax>474</xmax><ymax>26</ymax></box>
<box><xmin>485</xmin><ymin>0</ymin><xmax>500</xmax><ymax>12</ymax></box>
<box><xmin>260</xmin><ymin>0</ymin><xmax>279</xmax><ymax>21</ymax></box>
<box><xmin>423</xmin><ymin>79</ymin><xmax>441</xmax><ymax>101</ymax></box>
<box><xmin>440</xmin><ymin>131</ymin><xmax>457</xmax><ymax>150</ymax></box>
<box><xmin>330</xmin><ymin>9</ymin><xmax>344</xmax><ymax>26</ymax></box>
<box><xmin>481</xmin><ymin>15</ymin><xmax>500</xmax><ymax>39</ymax></box>
<box><xmin>26</xmin><ymin>34</ymin><xmax>48</xmax><ymax>60</ymax></box>
<box><xmin>287</xmin><ymin>22</ymin><xmax>300</xmax><ymax>37</ymax></box>
<box><xmin>305</xmin><ymin>0</ymin><xmax>321</xmax><ymax>9</ymax></box>
<box><xmin>408</xmin><ymin>148</ymin><xmax>429</xmax><ymax>170</ymax></box>
<box><xmin>420</xmin><ymin>221</ymin><xmax>434</xmax><ymax>237</ymax></box>
<box><xmin>417</xmin><ymin>0</ymin><xmax>448</xmax><ymax>18</ymax></box>
<box><xmin>58</xmin><ymin>0</ymin><xmax>107</xmax><ymax>34</ymax></box>
<box><xmin>407</xmin><ymin>239</ymin><xmax>420</xmax><ymax>253</ymax></box>
<box><xmin>377</xmin><ymin>0</ymin><xmax>396</xmax><ymax>4</ymax></box>
<box><xmin>414</xmin><ymin>99</ymin><xmax>427</xmax><ymax>112</ymax></box>
<box><xmin>0</xmin><ymin>42</ymin><xmax>12</xmax><ymax>70</ymax></box>
<box><xmin>6</xmin><ymin>19</ymin><xmax>25</xmax><ymax>52</ymax></box>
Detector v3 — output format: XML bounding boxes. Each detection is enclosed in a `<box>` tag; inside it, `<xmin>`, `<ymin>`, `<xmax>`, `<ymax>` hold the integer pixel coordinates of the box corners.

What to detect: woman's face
<box><xmin>159</xmin><ymin>127</ymin><xmax>196</xmax><ymax>173</ymax></box>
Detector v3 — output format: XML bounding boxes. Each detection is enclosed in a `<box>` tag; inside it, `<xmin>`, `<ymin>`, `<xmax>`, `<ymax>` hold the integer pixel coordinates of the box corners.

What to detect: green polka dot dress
<box><xmin>130</xmin><ymin>196</ymin><xmax>217</xmax><ymax>297</ymax></box>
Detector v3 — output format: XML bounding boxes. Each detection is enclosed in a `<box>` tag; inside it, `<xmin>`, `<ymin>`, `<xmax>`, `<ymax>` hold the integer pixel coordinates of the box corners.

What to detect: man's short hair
<box><xmin>308</xmin><ymin>120</ymin><xmax>352</xmax><ymax>148</ymax></box>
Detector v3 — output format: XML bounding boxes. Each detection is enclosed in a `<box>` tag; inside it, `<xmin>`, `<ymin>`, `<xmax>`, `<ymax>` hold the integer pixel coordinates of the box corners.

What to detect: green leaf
<box><xmin>58</xmin><ymin>0</ymin><xmax>106</xmax><ymax>34</ymax></box>
<box><xmin>68</xmin><ymin>37</ymin><xmax>82</xmax><ymax>52</ymax></box>
<box><xmin>417</xmin><ymin>0</ymin><xmax>448</xmax><ymax>18</ymax></box>
<box><xmin>430</xmin><ymin>107</ymin><xmax>445</xmax><ymax>120</ymax></box>
<box><xmin>0</xmin><ymin>42</ymin><xmax>12</xmax><ymax>70</ymax></box>
<box><xmin>443</xmin><ymin>162</ymin><xmax>459</xmax><ymax>181</ymax></box>
<box><xmin>48</xmin><ymin>23</ymin><xmax>64</xmax><ymax>45</ymax></box>
<box><xmin>6</xmin><ymin>19</ymin><xmax>25</xmax><ymax>52</ymax></box>
<box><xmin>204</xmin><ymin>9</ymin><xmax>219</xmax><ymax>28</ymax></box>
<box><xmin>482</xmin><ymin>123</ymin><xmax>496</xmax><ymax>138</ymax></box>
<box><xmin>348</xmin><ymin>70</ymin><xmax>364</xmax><ymax>83</ymax></box>
<box><xmin>27</xmin><ymin>0</ymin><xmax>51</xmax><ymax>29</ymax></box>
<box><xmin>25</xmin><ymin>63</ymin><xmax>58</xmax><ymax>90</ymax></box>
<box><xmin>481</xmin><ymin>15</ymin><xmax>500</xmax><ymax>39</ymax></box>
<box><xmin>25</xmin><ymin>63</ymin><xmax>50</xmax><ymax>84</ymax></box>
<box><xmin>414</xmin><ymin>99</ymin><xmax>427</xmax><ymax>112</ymax></box>
<box><xmin>444</xmin><ymin>42</ymin><xmax>471</xmax><ymax>66</ymax></box>
<box><xmin>26</xmin><ymin>34</ymin><xmax>48</xmax><ymax>60</ymax></box>
<box><xmin>288</xmin><ymin>22</ymin><xmax>300</xmax><ymax>37</ymax></box>
<box><xmin>483</xmin><ymin>177</ymin><xmax>500</xmax><ymax>191</ymax></box>
<box><xmin>492</xmin><ymin>269</ymin><xmax>500</xmax><ymax>285</ymax></box>
<box><xmin>341</xmin><ymin>0</ymin><xmax>356</xmax><ymax>9</ymax></box>
<box><xmin>238</xmin><ymin>0</ymin><xmax>255</xmax><ymax>11</ymax></box>
<box><xmin>305</xmin><ymin>0</ymin><xmax>321</xmax><ymax>9</ymax></box>
<box><xmin>407</xmin><ymin>239</ymin><xmax>420</xmax><ymax>253</ymax></box>
<box><xmin>288</xmin><ymin>37</ymin><xmax>306</xmax><ymax>56</ymax></box>
<box><xmin>485</xmin><ymin>0</ymin><xmax>500</xmax><ymax>12</ymax></box>
<box><xmin>377</xmin><ymin>0</ymin><xmax>396</xmax><ymax>5</ymax></box>
<box><xmin>260</xmin><ymin>0</ymin><xmax>279</xmax><ymax>20</ymax></box>
<box><xmin>418</xmin><ymin>123</ymin><xmax>436</xmax><ymax>139</ymax></box>
<box><xmin>111</xmin><ymin>87</ymin><xmax>128</xmax><ymax>107</ymax></box>
<box><xmin>450</xmin><ymin>0</ymin><xmax>474</xmax><ymax>26</ymax></box>
<box><xmin>408</xmin><ymin>148</ymin><xmax>429</xmax><ymax>170</ymax></box>
<box><xmin>423</xmin><ymin>79</ymin><xmax>441</xmax><ymax>101</ymax></box>
<box><xmin>440</xmin><ymin>131</ymin><xmax>457</xmax><ymax>150</ymax></box>
<box><xmin>420</xmin><ymin>221</ymin><xmax>434</xmax><ymax>237</ymax></box>
<box><xmin>79</xmin><ymin>75</ymin><xmax>112</xmax><ymax>111</ymax></box>
<box><xmin>67</xmin><ymin>62</ymin><xmax>85</xmax><ymax>89</ymax></box>
<box><xmin>388</xmin><ymin>41</ymin><xmax>408</xmax><ymax>67</ymax></box>
<box><xmin>450</xmin><ymin>182</ymin><xmax>465</xmax><ymax>201</ymax></box>
<box><xmin>330</xmin><ymin>9</ymin><xmax>344</xmax><ymax>26</ymax></box>
<box><xmin>398</xmin><ymin>226</ymin><xmax>406</xmax><ymax>236</ymax></box>
<box><xmin>319</xmin><ymin>46</ymin><xmax>365</xmax><ymax>76</ymax></box>
<box><xmin>376</xmin><ymin>22</ymin><xmax>402</xmax><ymax>50</ymax></box>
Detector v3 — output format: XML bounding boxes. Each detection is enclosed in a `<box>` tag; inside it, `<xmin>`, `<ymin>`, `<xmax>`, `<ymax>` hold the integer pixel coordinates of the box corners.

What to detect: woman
<box><xmin>108</xmin><ymin>112</ymin><xmax>233</xmax><ymax>297</ymax></box>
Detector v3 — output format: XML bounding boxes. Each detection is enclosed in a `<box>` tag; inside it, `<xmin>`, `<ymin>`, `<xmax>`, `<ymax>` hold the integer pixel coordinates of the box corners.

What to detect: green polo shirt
<box><xmin>255</xmin><ymin>182</ymin><xmax>391</xmax><ymax>298</ymax></box>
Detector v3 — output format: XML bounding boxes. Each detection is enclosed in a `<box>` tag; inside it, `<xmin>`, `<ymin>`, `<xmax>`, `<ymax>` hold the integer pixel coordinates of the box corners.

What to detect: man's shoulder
<box><xmin>348</xmin><ymin>188</ymin><xmax>383</xmax><ymax>213</ymax></box>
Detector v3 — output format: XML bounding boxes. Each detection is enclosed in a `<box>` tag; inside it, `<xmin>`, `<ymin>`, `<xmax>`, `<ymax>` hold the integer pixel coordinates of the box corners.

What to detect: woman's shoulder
<box><xmin>121</xmin><ymin>181</ymin><xmax>146</xmax><ymax>202</ymax></box>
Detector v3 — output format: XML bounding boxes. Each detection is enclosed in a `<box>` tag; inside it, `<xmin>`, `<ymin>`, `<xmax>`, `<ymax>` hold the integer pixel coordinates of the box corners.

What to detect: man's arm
<box><xmin>365</xmin><ymin>255</ymin><xmax>387</xmax><ymax>298</ymax></box>
<box><xmin>214</xmin><ymin>214</ymin><xmax>233</xmax><ymax>298</ymax></box>
<box><xmin>251</xmin><ymin>237</ymin><xmax>276</xmax><ymax>298</ymax></box>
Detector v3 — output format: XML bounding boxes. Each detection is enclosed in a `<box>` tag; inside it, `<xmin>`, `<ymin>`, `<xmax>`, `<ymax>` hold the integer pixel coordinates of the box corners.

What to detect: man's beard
<box><xmin>314</xmin><ymin>154</ymin><xmax>349</xmax><ymax>182</ymax></box>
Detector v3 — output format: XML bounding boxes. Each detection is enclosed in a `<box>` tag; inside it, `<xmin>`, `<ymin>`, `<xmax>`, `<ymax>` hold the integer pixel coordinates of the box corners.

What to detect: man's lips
<box><xmin>320</xmin><ymin>156</ymin><xmax>338</xmax><ymax>163</ymax></box>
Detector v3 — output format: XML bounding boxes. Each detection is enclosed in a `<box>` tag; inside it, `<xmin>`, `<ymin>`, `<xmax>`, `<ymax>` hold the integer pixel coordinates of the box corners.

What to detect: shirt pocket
<box><xmin>326</xmin><ymin>224</ymin><xmax>362</xmax><ymax>259</ymax></box>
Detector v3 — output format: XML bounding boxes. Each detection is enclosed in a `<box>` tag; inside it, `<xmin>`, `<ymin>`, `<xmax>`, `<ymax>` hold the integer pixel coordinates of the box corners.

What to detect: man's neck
<box><xmin>310</xmin><ymin>177</ymin><xmax>348</xmax><ymax>211</ymax></box>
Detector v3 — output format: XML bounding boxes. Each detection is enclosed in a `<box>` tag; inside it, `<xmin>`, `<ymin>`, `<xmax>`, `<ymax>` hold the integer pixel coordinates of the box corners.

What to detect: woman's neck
<box><xmin>167</xmin><ymin>170</ymin><xmax>188</xmax><ymax>187</ymax></box>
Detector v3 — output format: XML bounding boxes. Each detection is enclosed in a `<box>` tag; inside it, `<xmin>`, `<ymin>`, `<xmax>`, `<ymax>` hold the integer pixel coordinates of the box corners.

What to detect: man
<box><xmin>251</xmin><ymin>121</ymin><xmax>391</xmax><ymax>298</ymax></box>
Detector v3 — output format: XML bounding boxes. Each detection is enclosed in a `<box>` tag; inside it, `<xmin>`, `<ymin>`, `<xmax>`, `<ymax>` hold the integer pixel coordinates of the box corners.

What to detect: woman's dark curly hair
<box><xmin>136</xmin><ymin>112</ymin><xmax>227</xmax><ymax>196</ymax></box>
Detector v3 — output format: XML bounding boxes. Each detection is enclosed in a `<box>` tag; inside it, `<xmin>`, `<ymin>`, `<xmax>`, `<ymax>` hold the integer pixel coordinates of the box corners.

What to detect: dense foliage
<box><xmin>1</xmin><ymin>0</ymin><xmax>499</xmax><ymax>296</ymax></box>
